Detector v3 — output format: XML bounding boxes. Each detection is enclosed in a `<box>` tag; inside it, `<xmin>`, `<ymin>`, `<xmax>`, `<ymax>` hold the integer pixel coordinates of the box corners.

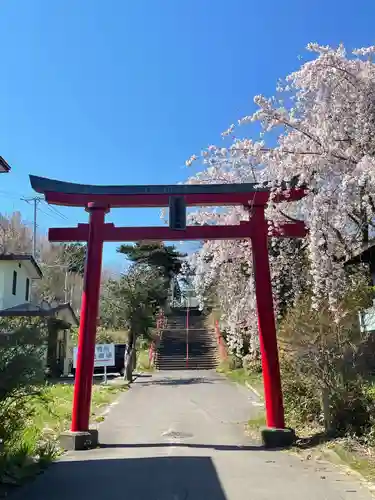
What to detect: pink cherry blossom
<box><xmin>185</xmin><ymin>43</ymin><xmax>375</xmax><ymax>353</ymax></box>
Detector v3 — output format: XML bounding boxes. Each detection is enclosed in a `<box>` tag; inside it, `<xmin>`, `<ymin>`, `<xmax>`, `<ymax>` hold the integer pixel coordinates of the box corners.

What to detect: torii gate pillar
<box><xmin>251</xmin><ymin>206</ymin><xmax>285</xmax><ymax>432</ymax></box>
<box><xmin>71</xmin><ymin>204</ymin><xmax>108</xmax><ymax>434</ymax></box>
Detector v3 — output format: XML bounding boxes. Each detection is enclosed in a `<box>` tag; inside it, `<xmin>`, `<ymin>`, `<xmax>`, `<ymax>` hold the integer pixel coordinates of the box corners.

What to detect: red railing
<box><xmin>215</xmin><ymin>320</ymin><xmax>228</xmax><ymax>361</ymax></box>
<box><xmin>149</xmin><ymin>310</ymin><xmax>167</xmax><ymax>367</ymax></box>
<box><xmin>149</xmin><ymin>342</ymin><xmax>155</xmax><ymax>366</ymax></box>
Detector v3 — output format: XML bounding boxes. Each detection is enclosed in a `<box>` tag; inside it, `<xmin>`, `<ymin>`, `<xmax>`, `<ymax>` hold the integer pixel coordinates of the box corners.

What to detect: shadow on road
<box><xmin>135</xmin><ymin>377</ymin><xmax>216</xmax><ymax>387</ymax></box>
<box><xmin>12</xmin><ymin>456</ymin><xmax>228</xmax><ymax>500</ymax></box>
<box><xmin>49</xmin><ymin>374</ymin><xmax>121</xmax><ymax>385</ymax></box>
<box><xmin>99</xmin><ymin>442</ymin><xmax>266</xmax><ymax>452</ymax></box>
<box><xmin>295</xmin><ymin>431</ymin><xmax>335</xmax><ymax>450</ymax></box>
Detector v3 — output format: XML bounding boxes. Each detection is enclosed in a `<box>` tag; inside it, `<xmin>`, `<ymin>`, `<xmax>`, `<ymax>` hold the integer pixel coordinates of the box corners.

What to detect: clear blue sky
<box><xmin>0</xmin><ymin>0</ymin><xmax>373</xmax><ymax>268</ymax></box>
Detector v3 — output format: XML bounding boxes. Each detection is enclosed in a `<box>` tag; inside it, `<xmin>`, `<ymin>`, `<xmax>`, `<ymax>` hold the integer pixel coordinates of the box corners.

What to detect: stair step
<box><xmin>157</xmin><ymin>308</ymin><xmax>218</xmax><ymax>371</ymax></box>
<box><xmin>156</xmin><ymin>353</ymin><xmax>219</xmax><ymax>358</ymax></box>
<box><xmin>155</xmin><ymin>362</ymin><xmax>218</xmax><ymax>366</ymax></box>
<box><xmin>155</xmin><ymin>366</ymin><xmax>218</xmax><ymax>370</ymax></box>
<box><xmin>156</xmin><ymin>358</ymin><xmax>219</xmax><ymax>362</ymax></box>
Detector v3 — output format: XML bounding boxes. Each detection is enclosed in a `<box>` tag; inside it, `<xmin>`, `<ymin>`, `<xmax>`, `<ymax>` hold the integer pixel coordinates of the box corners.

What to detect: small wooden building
<box><xmin>0</xmin><ymin>301</ymin><xmax>78</xmax><ymax>377</ymax></box>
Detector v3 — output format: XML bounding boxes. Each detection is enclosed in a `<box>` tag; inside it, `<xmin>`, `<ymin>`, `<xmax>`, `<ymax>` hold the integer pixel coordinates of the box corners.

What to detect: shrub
<box><xmin>227</xmin><ymin>354</ymin><xmax>243</xmax><ymax>370</ymax></box>
<box><xmin>329</xmin><ymin>383</ymin><xmax>375</xmax><ymax>436</ymax></box>
<box><xmin>0</xmin><ymin>318</ymin><xmax>50</xmax><ymax>464</ymax></box>
<box><xmin>281</xmin><ymin>355</ymin><xmax>375</xmax><ymax>436</ymax></box>
<box><xmin>281</xmin><ymin>356</ymin><xmax>322</xmax><ymax>425</ymax></box>
<box><xmin>242</xmin><ymin>354</ymin><xmax>262</xmax><ymax>374</ymax></box>
<box><xmin>279</xmin><ymin>275</ymin><xmax>374</xmax><ymax>436</ymax></box>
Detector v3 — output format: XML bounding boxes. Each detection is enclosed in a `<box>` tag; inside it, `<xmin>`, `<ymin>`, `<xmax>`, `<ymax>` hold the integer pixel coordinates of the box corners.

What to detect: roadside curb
<box><xmin>245</xmin><ymin>381</ymin><xmax>262</xmax><ymax>399</ymax></box>
<box><xmin>289</xmin><ymin>445</ymin><xmax>375</xmax><ymax>494</ymax></box>
<box><xmin>92</xmin><ymin>382</ymin><xmax>129</xmax><ymax>427</ymax></box>
<box><xmin>321</xmin><ymin>447</ymin><xmax>375</xmax><ymax>493</ymax></box>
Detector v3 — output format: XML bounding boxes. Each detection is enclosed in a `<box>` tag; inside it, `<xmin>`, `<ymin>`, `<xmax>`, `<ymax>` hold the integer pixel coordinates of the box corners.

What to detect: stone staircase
<box><xmin>155</xmin><ymin>308</ymin><xmax>219</xmax><ymax>370</ymax></box>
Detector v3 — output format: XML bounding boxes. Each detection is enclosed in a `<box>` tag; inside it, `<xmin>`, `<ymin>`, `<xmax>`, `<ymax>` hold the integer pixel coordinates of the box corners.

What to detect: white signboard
<box><xmin>73</xmin><ymin>343</ymin><xmax>115</xmax><ymax>369</ymax></box>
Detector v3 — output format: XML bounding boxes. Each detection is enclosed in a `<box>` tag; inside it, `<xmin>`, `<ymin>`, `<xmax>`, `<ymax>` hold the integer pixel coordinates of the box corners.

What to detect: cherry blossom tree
<box><xmin>186</xmin><ymin>43</ymin><xmax>375</xmax><ymax>353</ymax></box>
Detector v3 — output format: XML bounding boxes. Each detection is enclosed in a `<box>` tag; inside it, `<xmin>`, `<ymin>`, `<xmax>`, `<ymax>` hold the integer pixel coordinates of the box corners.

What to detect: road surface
<box><xmin>14</xmin><ymin>370</ymin><xmax>374</xmax><ymax>500</ymax></box>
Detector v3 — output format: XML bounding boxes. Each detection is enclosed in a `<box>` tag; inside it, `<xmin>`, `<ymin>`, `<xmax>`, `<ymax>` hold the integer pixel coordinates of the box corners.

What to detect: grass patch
<box><xmin>246</xmin><ymin>411</ymin><xmax>267</xmax><ymax>441</ymax></box>
<box><xmin>329</xmin><ymin>442</ymin><xmax>375</xmax><ymax>482</ymax></box>
<box><xmin>0</xmin><ymin>381</ymin><xmax>126</xmax><ymax>493</ymax></box>
<box><xmin>136</xmin><ymin>347</ymin><xmax>154</xmax><ymax>373</ymax></box>
<box><xmin>288</xmin><ymin>436</ymin><xmax>375</xmax><ymax>484</ymax></box>
<box><xmin>217</xmin><ymin>361</ymin><xmax>264</xmax><ymax>398</ymax></box>
<box><xmin>287</xmin><ymin>423</ymin><xmax>375</xmax><ymax>484</ymax></box>
<box><xmin>33</xmin><ymin>382</ymin><xmax>127</xmax><ymax>438</ymax></box>
<box><xmin>247</xmin><ymin>413</ymin><xmax>266</xmax><ymax>431</ymax></box>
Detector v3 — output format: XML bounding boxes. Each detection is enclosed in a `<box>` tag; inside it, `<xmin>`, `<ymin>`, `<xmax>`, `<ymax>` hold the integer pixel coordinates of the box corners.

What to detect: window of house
<box><xmin>25</xmin><ymin>278</ymin><xmax>30</xmax><ymax>301</ymax></box>
<box><xmin>12</xmin><ymin>270</ymin><xmax>17</xmax><ymax>295</ymax></box>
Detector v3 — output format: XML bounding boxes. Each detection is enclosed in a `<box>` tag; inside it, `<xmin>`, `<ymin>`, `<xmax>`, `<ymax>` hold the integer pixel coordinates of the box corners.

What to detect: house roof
<box><xmin>0</xmin><ymin>157</ymin><xmax>11</xmax><ymax>173</ymax></box>
<box><xmin>0</xmin><ymin>302</ymin><xmax>78</xmax><ymax>325</ymax></box>
<box><xmin>0</xmin><ymin>254</ymin><xmax>43</xmax><ymax>279</ymax></box>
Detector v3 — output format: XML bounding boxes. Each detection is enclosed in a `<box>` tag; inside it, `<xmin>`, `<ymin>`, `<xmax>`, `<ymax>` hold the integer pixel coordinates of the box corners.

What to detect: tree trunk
<box><xmin>321</xmin><ymin>386</ymin><xmax>334</xmax><ymax>435</ymax></box>
<box><xmin>132</xmin><ymin>348</ymin><xmax>137</xmax><ymax>371</ymax></box>
<box><xmin>125</xmin><ymin>354</ymin><xmax>133</xmax><ymax>382</ymax></box>
<box><xmin>124</xmin><ymin>330</ymin><xmax>137</xmax><ymax>382</ymax></box>
<box><xmin>46</xmin><ymin>319</ymin><xmax>62</xmax><ymax>378</ymax></box>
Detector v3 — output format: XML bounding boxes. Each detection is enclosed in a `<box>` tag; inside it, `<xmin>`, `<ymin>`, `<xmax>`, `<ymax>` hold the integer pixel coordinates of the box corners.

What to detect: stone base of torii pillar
<box><xmin>59</xmin><ymin>429</ymin><xmax>99</xmax><ymax>451</ymax></box>
<box><xmin>261</xmin><ymin>427</ymin><xmax>296</xmax><ymax>449</ymax></box>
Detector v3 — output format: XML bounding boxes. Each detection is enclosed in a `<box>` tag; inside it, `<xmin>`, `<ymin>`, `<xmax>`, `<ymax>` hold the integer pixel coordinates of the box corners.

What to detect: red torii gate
<box><xmin>30</xmin><ymin>175</ymin><xmax>307</xmax><ymax>449</ymax></box>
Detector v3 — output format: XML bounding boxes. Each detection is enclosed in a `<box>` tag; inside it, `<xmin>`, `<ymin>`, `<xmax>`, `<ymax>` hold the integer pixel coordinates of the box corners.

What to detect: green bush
<box><xmin>281</xmin><ymin>357</ymin><xmax>322</xmax><ymax>425</ymax></box>
<box><xmin>0</xmin><ymin>318</ymin><xmax>55</xmax><ymax>484</ymax></box>
<box><xmin>281</xmin><ymin>357</ymin><xmax>375</xmax><ymax>436</ymax></box>
<box><xmin>329</xmin><ymin>383</ymin><xmax>375</xmax><ymax>436</ymax></box>
<box><xmin>227</xmin><ymin>354</ymin><xmax>243</xmax><ymax>370</ymax></box>
<box><xmin>242</xmin><ymin>354</ymin><xmax>262</xmax><ymax>374</ymax></box>
<box><xmin>138</xmin><ymin>337</ymin><xmax>151</xmax><ymax>351</ymax></box>
<box><xmin>279</xmin><ymin>276</ymin><xmax>375</xmax><ymax>436</ymax></box>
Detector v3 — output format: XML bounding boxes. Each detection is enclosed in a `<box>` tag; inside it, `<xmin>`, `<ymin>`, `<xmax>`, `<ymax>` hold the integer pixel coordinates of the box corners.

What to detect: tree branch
<box><xmin>277</xmin><ymin>209</ymin><xmax>305</xmax><ymax>224</ymax></box>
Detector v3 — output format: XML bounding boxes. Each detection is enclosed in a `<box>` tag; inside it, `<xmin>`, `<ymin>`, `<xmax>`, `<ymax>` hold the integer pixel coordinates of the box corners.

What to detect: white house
<box><xmin>0</xmin><ymin>254</ymin><xmax>78</xmax><ymax>377</ymax></box>
<box><xmin>0</xmin><ymin>254</ymin><xmax>42</xmax><ymax>310</ymax></box>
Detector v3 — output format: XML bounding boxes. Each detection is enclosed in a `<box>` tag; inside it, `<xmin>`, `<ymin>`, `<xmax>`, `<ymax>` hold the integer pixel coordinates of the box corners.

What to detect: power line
<box><xmin>20</xmin><ymin>196</ymin><xmax>65</xmax><ymax>257</ymax></box>
<box><xmin>0</xmin><ymin>190</ymin><xmax>24</xmax><ymax>200</ymax></box>
<box><xmin>37</xmin><ymin>205</ymin><xmax>63</xmax><ymax>221</ymax></box>
<box><xmin>0</xmin><ymin>191</ymin><xmax>76</xmax><ymax>227</ymax></box>
<box><xmin>0</xmin><ymin>192</ymin><xmax>65</xmax><ymax>222</ymax></box>
<box><xmin>42</xmin><ymin>201</ymin><xmax>68</xmax><ymax>221</ymax></box>
<box><xmin>0</xmin><ymin>191</ymin><xmax>66</xmax><ymax>216</ymax></box>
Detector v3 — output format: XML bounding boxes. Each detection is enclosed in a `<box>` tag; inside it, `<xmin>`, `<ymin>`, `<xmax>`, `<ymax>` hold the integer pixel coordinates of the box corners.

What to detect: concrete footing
<box><xmin>261</xmin><ymin>427</ymin><xmax>296</xmax><ymax>449</ymax></box>
<box><xmin>59</xmin><ymin>429</ymin><xmax>99</xmax><ymax>451</ymax></box>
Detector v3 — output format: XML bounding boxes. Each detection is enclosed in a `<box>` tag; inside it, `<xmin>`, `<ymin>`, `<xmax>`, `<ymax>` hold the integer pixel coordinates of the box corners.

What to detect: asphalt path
<box><xmin>14</xmin><ymin>370</ymin><xmax>374</xmax><ymax>500</ymax></box>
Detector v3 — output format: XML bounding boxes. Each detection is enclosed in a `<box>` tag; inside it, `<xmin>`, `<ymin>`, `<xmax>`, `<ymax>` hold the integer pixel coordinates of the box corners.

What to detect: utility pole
<box><xmin>33</xmin><ymin>198</ymin><xmax>37</xmax><ymax>258</ymax></box>
<box><xmin>43</xmin><ymin>263</ymin><xmax>69</xmax><ymax>293</ymax></box>
<box><xmin>22</xmin><ymin>196</ymin><xmax>43</xmax><ymax>259</ymax></box>
<box><xmin>64</xmin><ymin>268</ymin><xmax>68</xmax><ymax>303</ymax></box>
